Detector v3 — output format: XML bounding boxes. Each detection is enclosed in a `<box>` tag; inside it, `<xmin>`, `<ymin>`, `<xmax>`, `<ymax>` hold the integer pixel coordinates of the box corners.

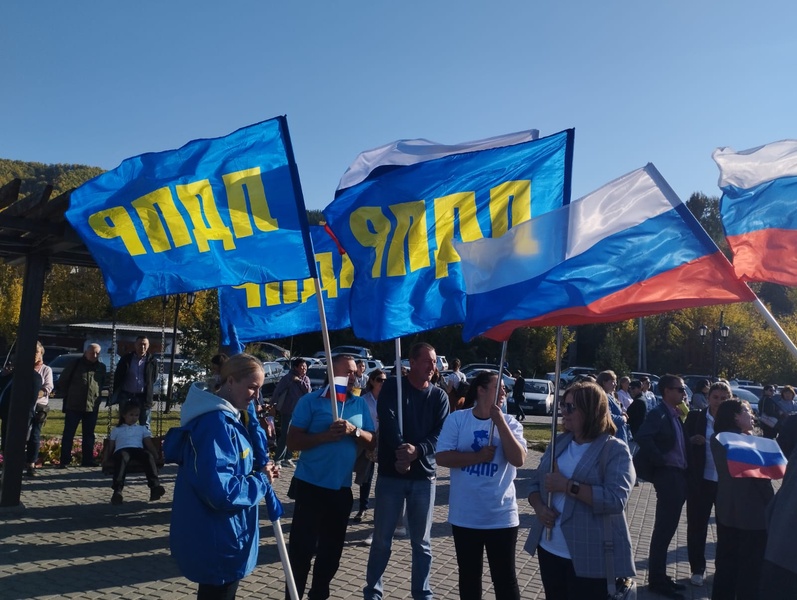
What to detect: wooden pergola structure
<box><xmin>0</xmin><ymin>178</ymin><xmax>95</xmax><ymax>507</ymax></box>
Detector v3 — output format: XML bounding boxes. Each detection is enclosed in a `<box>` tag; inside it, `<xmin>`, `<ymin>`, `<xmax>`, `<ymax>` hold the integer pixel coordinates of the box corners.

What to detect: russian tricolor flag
<box><xmin>324</xmin><ymin>376</ymin><xmax>350</xmax><ymax>402</ymax></box>
<box><xmin>714</xmin><ymin>140</ymin><xmax>797</xmax><ymax>286</ymax></box>
<box><xmin>454</xmin><ymin>165</ymin><xmax>755</xmax><ymax>341</ymax></box>
<box><xmin>715</xmin><ymin>431</ymin><xmax>787</xmax><ymax>479</ymax></box>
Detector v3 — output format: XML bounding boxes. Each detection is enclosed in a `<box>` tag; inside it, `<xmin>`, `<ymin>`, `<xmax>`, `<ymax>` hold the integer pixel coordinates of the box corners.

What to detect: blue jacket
<box><xmin>167</xmin><ymin>383</ymin><xmax>270</xmax><ymax>585</ymax></box>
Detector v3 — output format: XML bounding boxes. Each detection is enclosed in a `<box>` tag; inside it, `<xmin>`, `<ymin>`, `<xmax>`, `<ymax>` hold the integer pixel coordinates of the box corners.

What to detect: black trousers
<box><xmin>452</xmin><ymin>524</ymin><xmax>520</xmax><ymax>600</ymax></box>
<box><xmin>197</xmin><ymin>580</ymin><xmax>239</xmax><ymax>600</ymax></box>
<box><xmin>112</xmin><ymin>448</ymin><xmax>159</xmax><ymax>491</ymax></box>
<box><xmin>287</xmin><ymin>478</ymin><xmax>353</xmax><ymax>600</ymax></box>
<box><xmin>648</xmin><ymin>466</ymin><xmax>687</xmax><ymax>584</ymax></box>
<box><xmin>712</xmin><ymin>522</ymin><xmax>767</xmax><ymax>600</ymax></box>
<box><xmin>686</xmin><ymin>478</ymin><xmax>717</xmax><ymax>575</ymax></box>
<box><xmin>537</xmin><ymin>545</ymin><xmax>607</xmax><ymax>600</ymax></box>
<box><xmin>759</xmin><ymin>559</ymin><xmax>797</xmax><ymax>600</ymax></box>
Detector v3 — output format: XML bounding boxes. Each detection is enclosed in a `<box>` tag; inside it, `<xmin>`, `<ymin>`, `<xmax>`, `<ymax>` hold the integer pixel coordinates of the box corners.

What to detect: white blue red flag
<box><xmin>714</xmin><ymin>140</ymin><xmax>797</xmax><ymax>286</ymax></box>
<box><xmin>455</xmin><ymin>164</ymin><xmax>755</xmax><ymax>341</ymax></box>
<box><xmin>323</xmin><ymin>129</ymin><xmax>574</xmax><ymax>341</ymax></box>
<box><xmin>715</xmin><ymin>431</ymin><xmax>787</xmax><ymax>479</ymax></box>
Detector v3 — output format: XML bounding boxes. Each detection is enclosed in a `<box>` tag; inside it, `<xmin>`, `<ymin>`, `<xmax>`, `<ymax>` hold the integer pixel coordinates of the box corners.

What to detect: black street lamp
<box><xmin>699</xmin><ymin>311</ymin><xmax>730</xmax><ymax>380</ymax></box>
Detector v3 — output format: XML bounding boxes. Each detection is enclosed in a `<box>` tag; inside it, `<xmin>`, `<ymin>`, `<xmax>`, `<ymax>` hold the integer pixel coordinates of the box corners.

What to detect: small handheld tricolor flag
<box><xmin>715</xmin><ymin>431</ymin><xmax>787</xmax><ymax>479</ymax></box>
<box><xmin>323</xmin><ymin>376</ymin><xmax>350</xmax><ymax>402</ymax></box>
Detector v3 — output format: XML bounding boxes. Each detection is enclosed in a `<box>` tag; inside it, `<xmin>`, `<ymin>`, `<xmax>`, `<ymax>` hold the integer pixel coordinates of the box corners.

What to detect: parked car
<box><xmin>464</xmin><ymin>368</ymin><xmax>515</xmax><ymax>393</ymax></box>
<box><xmin>631</xmin><ymin>372</ymin><xmax>660</xmax><ymax>385</ymax></box>
<box><xmin>436</xmin><ymin>355</ymin><xmax>449</xmax><ymax>372</ymax></box>
<box><xmin>330</xmin><ymin>345</ymin><xmax>373</xmax><ymax>359</ymax></box>
<box><xmin>49</xmin><ymin>352</ymin><xmax>83</xmax><ymax>395</ymax></box>
<box><xmin>681</xmin><ymin>374</ymin><xmax>712</xmax><ymax>391</ymax></box>
<box><xmin>43</xmin><ymin>345</ymin><xmax>76</xmax><ymax>365</ymax></box>
<box><xmin>461</xmin><ymin>363</ymin><xmax>513</xmax><ymax>378</ymax></box>
<box><xmin>558</xmin><ymin>366</ymin><xmax>597</xmax><ymax>388</ymax></box>
<box><xmin>508</xmin><ymin>379</ymin><xmax>556</xmax><ymax>415</ymax></box>
<box><xmin>249</xmin><ymin>342</ymin><xmax>290</xmax><ymax>359</ymax></box>
<box><xmin>305</xmin><ymin>364</ymin><xmax>330</xmax><ymax>390</ymax></box>
<box><xmin>731</xmin><ymin>386</ymin><xmax>760</xmax><ymax>414</ymax></box>
<box><xmin>260</xmin><ymin>361</ymin><xmax>286</xmax><ymax>396</ymax></box>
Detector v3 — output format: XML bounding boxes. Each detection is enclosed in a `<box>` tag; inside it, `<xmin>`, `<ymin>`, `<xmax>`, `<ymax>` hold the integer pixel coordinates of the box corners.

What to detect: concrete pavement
<box><xmin>1</xmin><ymin>437</ymin><xmax>720</xmax><ymax>599</ymax></box>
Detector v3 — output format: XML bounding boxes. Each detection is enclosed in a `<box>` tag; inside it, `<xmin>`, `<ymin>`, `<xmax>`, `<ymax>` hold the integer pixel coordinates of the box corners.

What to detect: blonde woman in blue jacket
<box><xmin>168</xmin><ymin>354</ymin><xmax>277</xmax><ymax>600</ymax></box>
<box><xmin>526</xmin><ymin>382</ymin><xmax>635</xmax><ymax>599</ymax></box>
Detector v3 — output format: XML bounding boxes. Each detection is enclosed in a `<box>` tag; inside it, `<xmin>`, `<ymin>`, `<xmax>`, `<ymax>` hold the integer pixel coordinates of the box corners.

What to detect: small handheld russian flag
<box><xmin>324</xmin><ymin>376</ymin><xmax>350</xmax><ymax>402</ymax></box>
<box><xmin>716</xmin><ymin>431</ymin><xmax>787</xmax><ymax>479</ymax></box>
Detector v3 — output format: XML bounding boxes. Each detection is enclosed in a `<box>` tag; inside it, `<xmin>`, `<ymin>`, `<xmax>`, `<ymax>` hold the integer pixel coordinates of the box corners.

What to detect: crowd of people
<box><xmin>3</xmin><ymin>340</ymin><xmax>797</xmax><ymax>600</ymax></box>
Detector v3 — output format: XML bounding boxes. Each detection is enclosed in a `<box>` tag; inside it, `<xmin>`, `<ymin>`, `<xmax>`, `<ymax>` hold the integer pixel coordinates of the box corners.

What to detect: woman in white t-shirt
<box><xmin>436</xmin><ymin>370</ymin><xmax>528</xmax><ymax>600</ymax></box>
<box><xmin>108</xmin><ymin>401</ymin><xmax>164</xmax><ymax>505</ymax></box>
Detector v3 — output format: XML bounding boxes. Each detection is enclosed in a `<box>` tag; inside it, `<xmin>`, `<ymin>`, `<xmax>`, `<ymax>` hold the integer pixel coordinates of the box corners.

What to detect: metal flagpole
<box><xmin>395</xmin><ymin>338</ymin><xmax>403</xmax><ymax>436</ymax></box>
<box><xmin>546</xmin><ymin>326</ymin><xmax>565</xmax><ymax>540</ymax></box>
<box><xmin>751</xmin><ymin>291</ymin><xmax>797</xmax><ymax>360</ymax></box>
<box><xmin>273</xmin><ymin>519</ymin><xmax>299</xmax><ymax>600</ymax></box>
<box><xmin>313</xmin><ymin>284</ymin><xmax>338</xmax><ymax>420</ymax></box>
<box><xmin>488</xmin><ymin>340</ymin><xmax>509</xmax><ymax>445</ymax></box>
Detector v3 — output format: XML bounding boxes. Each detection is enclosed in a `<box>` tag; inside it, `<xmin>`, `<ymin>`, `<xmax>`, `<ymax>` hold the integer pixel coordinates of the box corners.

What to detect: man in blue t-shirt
<box><xmin>286</xmin><ymin>354</ymin><xmax>376</xmax><ymax>600</ymax></box>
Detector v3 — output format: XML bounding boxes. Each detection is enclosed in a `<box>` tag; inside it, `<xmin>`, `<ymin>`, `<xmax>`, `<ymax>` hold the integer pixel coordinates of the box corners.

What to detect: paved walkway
<box><xmin>0</xmin><ymin>438</ymin><xmax>724</xmax><ymax>600</ymax></box>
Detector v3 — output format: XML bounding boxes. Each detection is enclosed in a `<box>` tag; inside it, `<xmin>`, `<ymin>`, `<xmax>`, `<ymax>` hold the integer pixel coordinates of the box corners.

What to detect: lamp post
<box><xmin>699</xmin><ymin>311</ymin><xmax>730</xmax><ymax>381</ymax></box>
<box><xmin>165</xmin><ymin>292</ymin><xmax>196</xmax><ymax>413</ymax></box>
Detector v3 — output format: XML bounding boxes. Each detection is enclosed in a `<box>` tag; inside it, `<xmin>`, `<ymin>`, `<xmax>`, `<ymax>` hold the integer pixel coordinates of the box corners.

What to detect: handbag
<box><xmin>34</xmin><ymin>403</ymin><xmax>50</xmax><ymax>424</ymax></box>
<box><xmin>600</xmin><ymin>440</ymin><xmax>637</xmax><ymax>600</ymax></box>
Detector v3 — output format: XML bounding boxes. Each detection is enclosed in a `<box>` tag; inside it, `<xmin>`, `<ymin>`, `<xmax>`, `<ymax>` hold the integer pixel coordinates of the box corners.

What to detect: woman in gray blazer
<box><xmin>526</xmin><ymin>382</ymin><xmax>635</xmax><ymax>599</ymax></box>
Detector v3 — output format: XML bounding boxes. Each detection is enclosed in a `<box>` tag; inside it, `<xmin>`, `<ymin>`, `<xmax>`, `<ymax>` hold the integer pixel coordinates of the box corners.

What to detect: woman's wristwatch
<box><xmin>568</xmin><ymin>479</ymin><xmax>580</xmax><ymax>496</ymax></box>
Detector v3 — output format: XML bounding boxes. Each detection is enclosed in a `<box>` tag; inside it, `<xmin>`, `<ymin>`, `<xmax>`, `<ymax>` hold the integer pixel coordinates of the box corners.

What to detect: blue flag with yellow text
<box><xmin>322</xmin><ymin>129</ymin><xmax>574</xmax><ymax>341</ymax></box>
<box><xmin>219</xmin><ymin>226</ymin><xmax>352</xmax><ymax>343</ymax></box>
<box><xmin>66</xmin><ymin>117</ymin><xmax>315</xmax><ymax>307</ymax></box>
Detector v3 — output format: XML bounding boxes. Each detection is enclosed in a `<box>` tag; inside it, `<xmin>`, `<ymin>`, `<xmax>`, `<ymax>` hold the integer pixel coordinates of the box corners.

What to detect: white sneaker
<box><xmin>393</xmin><ymin>526</ymin><xmax>407</xmax><ymax>538</ymax></box>
<box><xmin>690</xmin><ymin>573</ymin><xmax>704</xmax><ymax>586</ymax></box>
<box><xmin>280</xmin><ymin>459</ymin><xmax>295</xmax><ymax>468</ymax></box>
<box><xmin>363</xmin><ymin>533</ymin><xmax>373</xmax><ymax>546</ymax></box>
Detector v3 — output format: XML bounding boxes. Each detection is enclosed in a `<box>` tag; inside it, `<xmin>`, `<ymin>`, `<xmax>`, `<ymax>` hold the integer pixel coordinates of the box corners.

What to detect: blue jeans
<box><xmin>364</xmin><ymin>475</ymin><xmax>435</xmax><ymax>600</ymax></box>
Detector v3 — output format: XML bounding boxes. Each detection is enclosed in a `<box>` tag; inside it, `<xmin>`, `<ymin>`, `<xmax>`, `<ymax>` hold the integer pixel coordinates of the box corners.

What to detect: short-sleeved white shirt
<box><xmin>437</xmin><ymin>408</ymin><xmax>527</xmax><ymax>529</ymax></box>
<box><xmin>110</xmin><ymin>423</ymin><xmax>152</xmax><ymax>451</ymax></box>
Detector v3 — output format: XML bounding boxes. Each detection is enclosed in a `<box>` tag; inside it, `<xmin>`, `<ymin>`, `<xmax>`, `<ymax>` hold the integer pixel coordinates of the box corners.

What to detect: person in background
<box><xmin>445</xmin><ymin>358</ymin><xmax>467</xmax><ymax>396</ymax></box>
<box><xmin>108</xmin><ymin>400</ymin><xmax>165</xmax><ymax>505</ymax></box>
<box><xmin>640</xmin><ymin>377</ymin><xmax>657</xmax><ymax>410</ymax></box>
<box><xmin>776</xmin><ymin>385</ymin><xmax>797</xmax><ymax>416</ymax></box>
<box><xmin>354</xmin><ymin>359</ymin><xmax>368</xmax><ymax>391</ymax></box>
<box><xmin>759</xmin><ymin>385</ymin><xmax>781</xmax><ymax>439</ymax></box>
<box><xmin>169</xmin><ymin>353</ymin><xmax>278</xmax><ymax>600</ymax></box>
<box><xmin>114</xmin><ymin>336</ymin><xmax>159</xmax><ymax>427</ymax></box>
<box><xmin>272</xmin><ymin>357</ymin><xmax>311</xmax><ymax>468</ymax></box>
<box><xmin>512</xmin><ymin>370</ymin><xmax>526</xmax><ymax>422</ymax></box>
<box><xmin>595</xmin><ymin>370</ymin><xmax>629</xmax><ymax>445</ymax></box>
<box><xmin>710</xmin><ymin>399</ymin><xmax>774</xmax><ymax>600</ymax></box>
<box><xmin>616</xmin><ymin>376</ymin><xmax>633</xmax><ymax>410</ymax></box>
<box><xmin>353</xmin><ymin>368</ymin><xmax>385</xmax><ymax>524</ymax></box>
<box><xmin>690</xmin><ymin>379</ymin><xmax>710</xmax><ymax>411</ymax></box>
<box><xmin>208</xmin><ymin>353</ymin><xmax>228</xmax><ymax>391</ymax></box>
<box><xmin>59</xmin><ymin>344</ymin><xmax>107</xmax><ymax>468</ymax></box>
<box><xmin>760</xmin><ymin>444</ymin><xmax>797</xmax><ymax>599</ymax></box>
<box><xmin>634</xmin><ymin>374</ymin><xmax>690</xmax><ymax>598</ymax></box>
<box><xmin>626</xmin><ymin>380</ymin><xmax>647</xmax><ymax>439</ymax></box>
<box><xmin>27</xmin><ymin>341</ymin><xmax>53</xmax><ymax>476</ymax></box>
<box><xmin>287</xmin><ymin>354</ymin><xmax>375</xmax><ymax>600</ymax></box>
<box><xmin>684</xmin><ymin>381</ymin><xmax>731</xmax><ymax>587</ymax></box>
<box><xmin>526</xmin><ymin>382</ymin><xmax>635</xmax><ymax>599</ymax></box>
<box><xmin>437</xmin><ymin>371</ymin><xmax>527</xmax><ymax>600</ymax></box>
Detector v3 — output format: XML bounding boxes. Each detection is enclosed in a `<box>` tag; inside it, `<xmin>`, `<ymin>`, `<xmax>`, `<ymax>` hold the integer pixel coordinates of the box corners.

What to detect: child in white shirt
<box><xmin>108</xmin><ymin>401</ymin><xmax>165</xmax><ymax>505</ymax></box>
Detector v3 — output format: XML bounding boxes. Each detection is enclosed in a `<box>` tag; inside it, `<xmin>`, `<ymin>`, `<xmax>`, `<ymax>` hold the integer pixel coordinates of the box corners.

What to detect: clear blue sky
<box><xmin>3</xmin><ymin>1</ymin><xmax>795</xmax><ymax>210</ymax></box>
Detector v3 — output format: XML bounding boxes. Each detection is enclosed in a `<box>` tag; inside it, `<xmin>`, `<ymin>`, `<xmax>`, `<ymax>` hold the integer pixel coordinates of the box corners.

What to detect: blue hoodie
<box><xmin>168</xmin><ymin>383</ymin><xmax>270</xmax><ymax>585</ymax></box>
